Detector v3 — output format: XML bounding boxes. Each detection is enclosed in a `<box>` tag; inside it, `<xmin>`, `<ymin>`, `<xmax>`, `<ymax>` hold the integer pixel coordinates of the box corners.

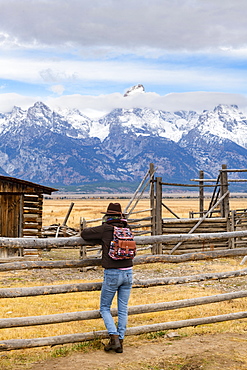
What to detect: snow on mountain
<box><xmin>56</xmin><ymin>107</ymin><xmax>92</xmax><ymax>138</ymax></box>
<box><xmin>195</xmin><ymin>104</ymin><xmax>247</xmax><ymax>149</ymax></box>
<box><xmin>0</xmin><ymin>102</ymin><xmax>93</xmax><ymax>140</ymax></box>
<box><xmin>97</xmin><ymin>107</ymin><xmax>198</xmax><ymax>142</ymax></box>
<box><xmin>124</xmin><ymin>84</ymin><xmax>145</xmax><ymax>97</ymax></box>
<box><xmin>89</xmin><ymin>120</ymin><xmax>110</xmax><ymax>141</ymax></box>
<box><xmin>0</xmin><ymin>97</ymin><xmax>247</xmax><ymax>186</ymax></box>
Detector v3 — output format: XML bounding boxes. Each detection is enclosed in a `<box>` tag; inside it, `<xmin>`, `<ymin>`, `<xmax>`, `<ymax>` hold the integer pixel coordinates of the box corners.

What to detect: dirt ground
<box><xmin>27</xmin><ymin>332</ymin><xmax>247</xmax><ymax>370</ymax></box>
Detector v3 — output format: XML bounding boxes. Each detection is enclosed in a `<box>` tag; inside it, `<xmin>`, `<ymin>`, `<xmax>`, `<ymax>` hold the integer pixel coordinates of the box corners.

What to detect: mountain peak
<box><xmin>213</xmin><ymin>104</ymin><xmax>239</xmax><ymax>113</ymax></box>
<box><xmin>1</xmin><ymin>101</ymin><xmax>247</xmax><ymax>187</ymax></box>
<box><xmin>124</xmin><ymin>84</ymin><xmax>145</xmax><ymax>97</ymax></box>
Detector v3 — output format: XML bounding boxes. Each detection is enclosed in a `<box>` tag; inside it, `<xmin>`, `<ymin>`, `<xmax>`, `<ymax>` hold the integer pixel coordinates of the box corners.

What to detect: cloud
<box><xmin>49</xmin><ymin>84</ymin><xmax>65</xmax><ymax>95</ymax></box>
<box><xmin>47</xmin><ymin>91</ymin><xmax>247</xmax><ymax>116</ymax></box>
<box><xmin>0</xmin><ymin>54</ymin><xmax>246</xmax><ymax>96</ymax></box>
<box><xmin>1</xmin><ymin>90</ymin><xmax>247</xmax><ymax>118</ymax></box>
<box><xmin>1</xmin><ymin>0</ymin><xmax>247</xmax><ymax>52</ymax></box>
<box><xmin>0</xmin><ymin>93</ymin><xmax>38</xmax><ymax>112</ymax></box>
<box><xmin>1</xmin><ymin>0</ymin><xmax>247</xmax><ymax>118</ymax></box>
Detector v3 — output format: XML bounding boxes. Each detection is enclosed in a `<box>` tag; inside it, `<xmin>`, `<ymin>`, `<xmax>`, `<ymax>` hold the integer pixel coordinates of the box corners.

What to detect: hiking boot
<box><xmin>104</xmin><ymin>334</ymin><xmax>122</xmax><ymax>352</ymax></box>
<box><xmin>116</xmin><ymin>338</ymin><xmax>123</xmax><ymax>353</ymax></box>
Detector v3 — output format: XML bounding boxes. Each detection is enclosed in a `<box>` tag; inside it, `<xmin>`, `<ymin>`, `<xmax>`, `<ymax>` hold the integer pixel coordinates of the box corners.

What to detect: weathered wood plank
<box><xmin>0</xmin><ymin>229</ymin><xmax>247</xmax><ymax>249</ymax></box>
<box><xmin>1</xmin><ymin>311</ymin><xmax>247</xmax><ymax>351</ymax></box>
<box><xmin>23</xmin><ymin>209</ymin><xmax>42</xmax><ymax>214</ymax></box>
<box><xmin>162</xmin><ymin>217</ymin><xmax>226</xmax><ymax>224</ymax></box>
<box><xmin>1</xmin><ymin>267</ymin><xmax>247</xmax><ymax>298</ymax></box>
<box><xmin>1</xmin><ymin>290</ymin><xmax>246</xmax><ymax>329</ymax></box>
<box><xmin>1</xmin><ymin>248</ymin><xmax>247</xmax><ymax>271</ymax></box>
<box><xmin>162</xmin><ymin>227</ymin><xmax>227</xmax><ymax>233</ymax></box>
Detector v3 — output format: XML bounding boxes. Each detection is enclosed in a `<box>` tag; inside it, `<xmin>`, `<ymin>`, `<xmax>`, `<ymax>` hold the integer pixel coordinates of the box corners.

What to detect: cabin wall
<box><xmin>23</xmin><ymin>194</ymin><xmax>43</xmax><ymax>237</ymax></box>
<box><xmin>0</xmin><ymin>194</ymin><xmax>22</xmax><ymax>237</ymax></box>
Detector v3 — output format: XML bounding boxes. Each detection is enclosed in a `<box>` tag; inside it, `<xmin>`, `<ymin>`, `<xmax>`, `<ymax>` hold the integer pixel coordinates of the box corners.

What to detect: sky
<box><xmin>1</xmin><ymin>0</ymin><xmax>247</xmax><ymax>118</ymax></box>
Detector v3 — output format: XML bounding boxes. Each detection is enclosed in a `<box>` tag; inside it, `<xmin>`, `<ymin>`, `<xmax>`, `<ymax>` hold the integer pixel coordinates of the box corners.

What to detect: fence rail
<box><xmin>1</xmin><ymin>229</ymin><xmax>247</xmax><ymax>249</ymax></box>
<box><xmin>1</xmin><ymin>266</ymin><xmax>247</xmax><ymax>299</ymax></box>
<box><xmin>1</xmin><ymin>230</ymin><xmax>247</xmax><ymax>351</ymax></box>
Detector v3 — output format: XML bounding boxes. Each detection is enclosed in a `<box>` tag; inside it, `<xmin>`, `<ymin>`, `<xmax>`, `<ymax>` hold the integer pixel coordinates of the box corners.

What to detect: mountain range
<box><xmin>0</xmin><ymin>86</ymin><xmax>247</xmax><ymax>192</ymax></box>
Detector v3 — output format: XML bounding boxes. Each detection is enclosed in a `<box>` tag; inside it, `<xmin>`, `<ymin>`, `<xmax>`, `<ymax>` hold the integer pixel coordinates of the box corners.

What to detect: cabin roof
<box><xmin>0</xmin><ymin>176</ymin><xmax>58</xmax><ymax>195</ymax></box>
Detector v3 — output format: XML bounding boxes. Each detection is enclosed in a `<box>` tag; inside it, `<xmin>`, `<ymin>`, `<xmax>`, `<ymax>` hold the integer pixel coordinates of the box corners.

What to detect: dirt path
<box><xmin>29</xmin><ymin>332</ymin><xmax>247</xmax><ymax>370</ymax></box>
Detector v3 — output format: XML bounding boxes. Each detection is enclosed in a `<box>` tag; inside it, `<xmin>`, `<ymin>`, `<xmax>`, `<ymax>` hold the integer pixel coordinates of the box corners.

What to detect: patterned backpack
<box><xmin>108</xmin><ymin>226</ymin><xmax>136</xmax><ymax>260</ymax></box>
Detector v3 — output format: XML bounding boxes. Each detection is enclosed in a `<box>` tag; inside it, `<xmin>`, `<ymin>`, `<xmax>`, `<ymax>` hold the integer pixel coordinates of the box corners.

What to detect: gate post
<box><xmin>220</xmin><ymin>164</ymin><xmax>230</xmax><ymax>218</ymax></box>
<box><xmin>149</xmin><ymin>163</ymin><xmax>155</xmax><ymax>236</ymax></box>
<box><xmin>154</xmin><ymin>176</ymin><xmax>163</xmax><ymax>254</ymax></box>
<box><xmin>199</xmin><ymin>170</ymin><xmax>204</xmax><ymax>217</ymax></box>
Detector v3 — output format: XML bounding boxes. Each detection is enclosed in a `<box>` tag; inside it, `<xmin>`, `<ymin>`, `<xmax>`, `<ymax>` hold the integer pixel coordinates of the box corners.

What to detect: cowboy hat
<box><xmin>101</xmin><ymin>202</ymin><xmax>123</xmax><ymax>215</ymax></box>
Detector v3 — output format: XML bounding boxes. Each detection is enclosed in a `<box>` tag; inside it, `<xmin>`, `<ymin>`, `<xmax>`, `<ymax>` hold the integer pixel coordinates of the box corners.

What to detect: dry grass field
<box><xmin>1</xmin><ymin>196</ymin><xmax>247</xmax><ymax>369</ymax></box>
<box><xmin>42</xmin><ymin>196</ymin><xmax>247</xmax><ymax>229</ymax></box>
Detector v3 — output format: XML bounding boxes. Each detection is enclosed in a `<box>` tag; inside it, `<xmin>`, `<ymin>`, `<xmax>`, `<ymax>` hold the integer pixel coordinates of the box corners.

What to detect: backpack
<box><xmin>108</xmin><ymin>226</ymin><xmax>136</xmax><ymax>260</ymax></box>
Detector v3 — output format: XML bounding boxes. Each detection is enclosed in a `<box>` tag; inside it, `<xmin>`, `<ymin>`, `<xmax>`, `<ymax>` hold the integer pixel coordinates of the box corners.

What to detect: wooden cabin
<box><xmin>0</xmin><ymin>176</ymin><xmax>57</xmax><ymax>259</ymax></box>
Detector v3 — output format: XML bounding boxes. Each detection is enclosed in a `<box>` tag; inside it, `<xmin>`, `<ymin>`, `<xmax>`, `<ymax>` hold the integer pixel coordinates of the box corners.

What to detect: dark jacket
<box><xmin>81</xmin><ymin>221</ymin><xmax>133</xmax><ymax>269</ymax></box>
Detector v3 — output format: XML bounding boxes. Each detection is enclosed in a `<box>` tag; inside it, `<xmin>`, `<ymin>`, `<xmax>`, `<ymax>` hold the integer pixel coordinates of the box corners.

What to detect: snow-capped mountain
<box><xmin>97</xmin><ymin>108</ymin><xmax>198</xmax><ymax>142</ymax></box>
<box><xmin>124</xmin><ymin>84</ymin><xmax>145</xmax><ymax>97</ymax></box>
<box><xmin>0</xmin><ymin>94</ymin><xmax>247</xmax><ymax>188</ymax></box>
<box><xmin>194</xmin><ymin>105</ymin><xmax>247</xmax><ymax>149</ymax></box>
<box><xmin>0</xmin><ymin>102</ymin><xmax>92</xmax><ymax>139</ymax></box>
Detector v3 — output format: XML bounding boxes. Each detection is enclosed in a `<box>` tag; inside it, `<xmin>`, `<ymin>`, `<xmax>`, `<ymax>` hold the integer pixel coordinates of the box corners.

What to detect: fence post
<box><xmin>220</xmin><ymin>164</ymin><xmax>230</xmax><ymax>218</ymax></box>
<box><xmin>154</xmin><ymin>177</ymin><xmax>163</xmax><ymax>254</ymax></box>
<box><xmin>80</xmin><ymin>218</ymin><xmax>87</xmax><ymax>260</ymax></box>
<box><xmin>149</xmin><ymin>163</ymin><xmax>155</xmax><ymax>236</ymax></box>
<box><xmin>199</xmin><ymin>170</ymin><xmax>204</xmax><ymax>217</ymax></box>
<box><xmin>231</xmin><ymin>210</ymin><xmax>236</xmax><ymax>249</ymax></box>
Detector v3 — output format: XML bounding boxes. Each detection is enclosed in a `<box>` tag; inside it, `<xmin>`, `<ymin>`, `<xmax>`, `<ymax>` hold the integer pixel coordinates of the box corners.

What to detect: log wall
<box><xmin>230</xmin><ymin>209</ymin><xmax>247</xmax><ymax>249</ymax></box>
<box><xmin>162</xmin><ymin>217</ymin><xmax>228</xmax><ymax>253</ymax></box>
<box><xmin>23</xmin><ymin>194</ymin><xmax>43</xmax><ymax>238</ymax></box>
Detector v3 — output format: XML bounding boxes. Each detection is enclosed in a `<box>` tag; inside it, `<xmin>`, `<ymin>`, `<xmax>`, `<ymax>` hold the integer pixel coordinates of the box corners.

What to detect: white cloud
<box><xmin>49</xmin><ymin>84</ymin><xmax>65</xmax><ymax>95</ymax></box>
<box><xmin>1</xmin><ymin>90</ymin><xmax>247</xmax><ymax>118</ymax></box>
<box><xmin>48</xmin><ymin>91</ymin><xmax>247</xmax><ymax>116</ymax></box>
<box><xmin>0</xmin><ymin>54</ymin><xmax>246</xmax><ymax>95</ymax></box>
<box><xmin>0</xmin><ymin>93</ymin><xmax>38</xmax><ymax>112</ymax></box>
<box><xmin>0</xmin><ymin>0</ymin><xmax>247</xmax><ymax>118</ymax></box>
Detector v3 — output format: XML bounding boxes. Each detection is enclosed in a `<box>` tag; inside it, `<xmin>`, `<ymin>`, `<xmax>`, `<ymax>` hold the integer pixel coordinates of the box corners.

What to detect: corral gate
<box><xmin>151</xmin><ymin>164</ymin><xmax>247</xmax><ymax>254</ymax></box>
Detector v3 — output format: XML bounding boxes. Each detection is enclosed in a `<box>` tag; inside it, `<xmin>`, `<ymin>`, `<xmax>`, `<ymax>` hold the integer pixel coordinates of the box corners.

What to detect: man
<box><xmin>81</xmin><ymin>203</ymin><xmax>133</xmax><ymax>353</ymax></box>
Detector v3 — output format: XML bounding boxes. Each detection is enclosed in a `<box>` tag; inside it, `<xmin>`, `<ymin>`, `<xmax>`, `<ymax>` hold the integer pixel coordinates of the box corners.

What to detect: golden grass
<box><xmin>1</xmin><ymin>277</ymin><xmax>247</xmax><ymax>369</ymax></box>
<box><xmin>1</xmin><ymin>197</ymin><xmax>247</xmax><ymax>369</ymax></box>
<box><xmin>42</xmin><ymin>197</ymin><xmax>247</xmax><ymax>228</ymax></box>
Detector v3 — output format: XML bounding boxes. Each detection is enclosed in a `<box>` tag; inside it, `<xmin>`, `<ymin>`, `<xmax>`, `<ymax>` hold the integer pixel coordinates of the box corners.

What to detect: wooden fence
<box><xmin>162</xmin><ymin>217</ymin><xmax>228</xmax><ymax>253</ymax></box>
<box><xmin>1</xmin><ymin>231</ymin><xmax>247</xmax><ymax>351</ymax></box>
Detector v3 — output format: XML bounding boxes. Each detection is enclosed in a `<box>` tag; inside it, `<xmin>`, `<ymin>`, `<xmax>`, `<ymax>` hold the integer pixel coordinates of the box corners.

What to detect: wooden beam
<box><xmin>220</xmin><ymin>168</ymin><xmax>247</xmax><ymax>172</ymax></box>
<box><xmin>1</xmin><ymin>311</ymin><xmax>247</xmax><ymax>350</ymax></box>
<box><xmin>161</xmin><ymin>182</ymin><xmax>220</xmax><ymax>188</ymax></box>
<box><xmin>1</xmin><ymin>226</ymin><xmax>247</xmax><ymax>249</ymax></box>
<box><xmin>62</xmin><ymin>202</ymin><xmax>74</xmax><ymax>226</ymax></box>
<box><xmin>1</xmin><ymin>267</ymin><xmax>247</xmax><ymax>298</ymax></box>
<box><xmin>191</xmin><ymin>179</ymin><xmax>247</xmax><ymax>182</ymax></box>
<box><xmin>162</xmin><ymin>202</ymin><xmax>180</xmax><ymax>219</ymax></box>
<box><xmin>1</xmin><ymin>290</ymin><xmax>247</xmax><ymax>329</ymax></box>
<box><xmin>1</xmin><ymin>247</ymin><xmax>247</xmax><ymax>271</ymax></box>
<box><xmin>170</xmin><ymin>191</ymin><xmax>230</xmax><ymax>254</ymax></box>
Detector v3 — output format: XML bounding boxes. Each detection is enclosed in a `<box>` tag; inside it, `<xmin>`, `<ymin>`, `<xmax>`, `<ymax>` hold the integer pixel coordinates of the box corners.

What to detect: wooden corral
<box><xmin>78</xmin><ymin>163</ymin><xmax>247</xmax><ymax>257</ymax></box>
<box><xmin>151</xmin><ymin>164</ymin><xmax>247</xmax><ymax>254</ymax></box>
<box><xmin>0</xmin><ymin>176</ymin><xmax>57</xmax><ymax>259</ymax></box>
<box><xmin>162</xmin><ymin>217</ymin><xmax>228</xmax><ymax>253</ymax></box>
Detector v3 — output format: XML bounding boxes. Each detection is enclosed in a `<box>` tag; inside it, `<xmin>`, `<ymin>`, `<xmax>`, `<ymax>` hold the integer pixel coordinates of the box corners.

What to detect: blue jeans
<box><xmin>100</xmin><ymin>268</ymin><xmax>133</xmax><ymax>340</ymax></box>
